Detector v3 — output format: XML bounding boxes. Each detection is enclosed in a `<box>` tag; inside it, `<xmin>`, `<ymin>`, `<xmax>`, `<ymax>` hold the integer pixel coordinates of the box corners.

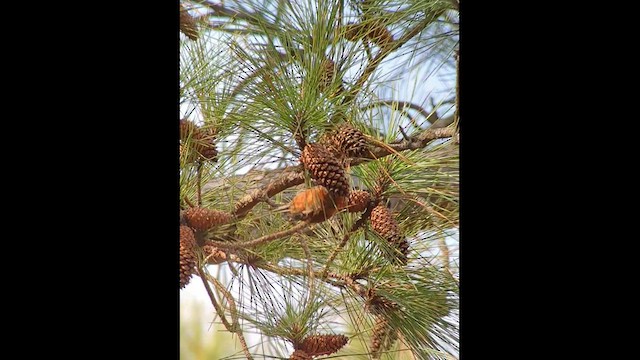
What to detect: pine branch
<box><xmin>232</xmin><ymin>168</ymin><xmax>305</xmax><ymax>217</ymax></box>
<box><xmin>206</xmin><ymin>273</ymin><xmax>254</xmax><ymax>360</ymax></box>
<box><xmin>198</xmin><ymin>265</ymin><xmax>255</xmax><ymax>359</ymax></box>
<box><xmin>205</xmin><ymin>220</ymin><xmax>311</xmax><ymax>249</ymax></box>
<box><xmin>205</xmin><ymin>127</ymin><xmax>454</xmax><ymax>220</ymax></box>
<box><xmin>180</xmin><ymin>2</ymin><xmax>459</xmax><ymax>357</ymax></box>
<box><xmin>354</xmin><ymin>127</ymin><xmax>456</xmax><ymax>165</ymax></box>
<box><xmin>197</xmin><ymin>265</ymin><xmax>234</xmax><ymax>330</ymax></box>
<box><xmin>429</xmin><ymin>114</ymin><xmax>455</xmax><ymax>129</ymax></box>
<box><xmin>258</xmin><ymin>262</ymin><xmax>369</xmax><ymax>298</ymax></box>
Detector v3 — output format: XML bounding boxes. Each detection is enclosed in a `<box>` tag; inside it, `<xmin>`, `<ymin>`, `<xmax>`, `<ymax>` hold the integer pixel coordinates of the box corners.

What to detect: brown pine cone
<box><xmin>192</xmin><ymin>128</ymin><xmax>218</xmax><ymax>161</ymax></box>
<box><xmin>183</xmin><ymin>207</ymin><xmax>232</xmax><ymax>232</ymax></box>
<box><xmin>370</xmin><ymin>203</ymin><xmax>408</xmax><ymax>264</ymax></box>
<box><xmin>365</xmin><ymin>21</ymin><xmax>394</xmax><ymax>48</ymax></box>
<box><xmin>179</xmin><ymin>118</ymin><xmax>197</xmax><ymax>140</ymax></box>
<box><xmin>370</xmin><ymin>316</ymin><xmax>398</xmax><ymax>359</ymax></box>
<box><xmin>366</xmin><ymin>289</ymin><xmax>400</xmax><ymax>316</ymax></box>
<box><xmin>179</xmin><ymin>119</ymin><xmax>218</xmax><ymax>162</ymax></box>
<box><xmin>332</xmin><ymin>124</ymin><xmax>368</xmax><ymax>158</ymax></box>
<box><xmin>289</xmin><ymin>349</ymin><xmax>312</xmax><ymax>360</ymax></box>
<box><xmin>180</xmin><ymin>226</ymin><xmax>197</xmax><ymax>289</ymax></box>
<box><xmin>299</xmin><ymin>334</ymin><xmax>349</xmax><ymax>357</ymax></box>
<box><xmin>319</xmin><ymin>58</ymin><xmax>336</xmax><ymax>92</ymax></box>
<box><xmin>343</xmin><ymin>23</ymin><xmax>364</xmax><ymax>41</ymax></box>
<box><xmin>179</xmin><ymin>4</ymin><xmax>199</xmax><ymax>41</ymax></box>
<box><xmin>319</xmin><ymin>124</ymin><xmax>368</xmax><ymax>162</ymax></box>
<box><xmin>300</xmin><ymin>143</ymin><xmax>350</xmax><ymax>197</ymax></box>
<box><xmin>345</xmin><ymin>189</ymin><xmax>371</xmax><ymax>213</ymax></box>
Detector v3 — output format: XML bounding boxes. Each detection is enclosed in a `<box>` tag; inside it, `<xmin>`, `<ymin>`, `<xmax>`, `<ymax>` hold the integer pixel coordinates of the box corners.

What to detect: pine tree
<box><xmin>180</xmin><ymin>0</ymin><xmax>459</xmax><ymax>359</ymax></box>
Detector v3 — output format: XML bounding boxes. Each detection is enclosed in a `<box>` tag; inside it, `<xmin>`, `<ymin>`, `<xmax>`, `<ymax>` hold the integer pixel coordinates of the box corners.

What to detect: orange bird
<box><xmin>277</xmin><ymin>186</ymin><xmax>347</xmax><ymax>223</ymax></box>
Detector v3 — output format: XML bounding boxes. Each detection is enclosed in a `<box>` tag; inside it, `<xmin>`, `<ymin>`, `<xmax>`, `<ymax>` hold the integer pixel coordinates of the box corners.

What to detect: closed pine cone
<box><xmin>343</xmin><ymin>23</ymin><xmax>364</xmax><ymax>41</ymax></box>
<box><xmin>370</xmin><ymin>203</ymin><xmax>408</xmax><ymax>264</ymax></box>
<box><xmin>299</xmin><ymin>334</ymin><xmax>349</xmax><ymax>357</ymax></box>
<box><xmin>289</xmin><ymin>349</ymin><xmax>312</xmax><ymax>360</ymax></box>
<box><xmin>345</xmin><ymin>189</ymin><xmax>371</xmax><ymax>213</ymax></box>
<box><xmin>183</xmin><ymin>207</ymin><xmax>232</xmax><ymax>232</ymax></box>
<box><xmin>180</xmin><ymin>226</ymin><xmax>197</xmax><ymax>289</ymax></box>
<box><xmin>333</xmin><ymin>124</ymin><xmax>368</xmax><ymax>157</ymax></box>
<box><xmin>179</xmin><ymin>118</ymin><xmax>197</xmax><ymax>140</ymax></box>
<box><xmin>179</xmin><ymin>119</ymin><xmax>218</xmax><ymax>162</ymax></box>
<box><xmin>365</xmin><ymin>21</ymin><xmax>394</xmax><ymax>48</ymax></box>
<box><xmin>319</xmin><ymin>58</ymin><xmax>335</xmax><ymax>92</ymax></box>
<box><xmin>370</xmin><ymin>316</ymin><xmax>398</xmax><ymax>359</ymax></box>
<box><xmin>179</xmin><ymin>3</ymin><xmax>199</xmax><ymax>40</ymax></box>
<box><xmin>343</xmin><ymin>20</ymin><xmax>393</xmax><ymax>48</ymax></box>
<box><xmin>300</xmin><ymin>143</ymin><xmax>350</xmax><ymax>197</ymax></box>
<box><xmin>192</xmin><ymin>128</ymin><xmax>218</xmax><ymax>161</ymax></box>
<box><xmin>366</xmin><ymin>289</ymin><xmax>401</xmax><ymax>316</ymax></box>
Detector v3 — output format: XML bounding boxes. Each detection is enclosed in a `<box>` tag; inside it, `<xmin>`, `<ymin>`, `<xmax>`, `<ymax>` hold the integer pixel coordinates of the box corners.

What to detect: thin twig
<box><xmin>206</xmin><ymin>273</ymin><xmax>254</xmax><ymax>360</ymax></box>
<box><xmin>259</xmin><ymin>262</ymin><xmax>368</xmax><ymax>297</ymax></box>
<box><xmin>429</xmin><ymin>114</ymin><xmax>455</xmax><ymax>129</ymax></box>
<box><xmin>183</xmin><ymin>196</ymin><xmax>196</xmax><ymax>209</ymax></box>
<box><xmin>353</xmin><ymin>127</ymin><xmax>456</xmax><ymax>166</ymax></box>
<box><xmin>233</xmin><ymin>169</ymin><xmax>305</xmax><ymax>217</ymax></box>
<box><xmin>454</xmin><ymin>49</ymin><xmax>460</xmax><ymax>127</ymax></box>
<box><xmin>438</xmin><ymin>233</ymin><xmax>450</xmax><ymax>272</ymax></box>
<box><xmin>211</xmin><ymin>126</ymin><xmax>453</xmax><ymax>220</ymax></box>
<box><xmin>197</xmin><ymin>266</ymin><xmax>233</xmax><ymax>330</ymax></box>
<box><xmin>205</xmin><ymin>220</ymin><xmax>311</xmax><ymax>249</ymax></box>
<box><xmin>207</xmin><ymin>274</ymin><xmax>239</xmax><ymax>326</ymax></box>
<box><xmin>398</xmin><ymin>125</ymin><xmax>411</xmax><ymax>141</ymax></box>
<box><xmin>262</xmin><ymin>195</ymin><xmax>280</xmax><ymax>209</ymax></box>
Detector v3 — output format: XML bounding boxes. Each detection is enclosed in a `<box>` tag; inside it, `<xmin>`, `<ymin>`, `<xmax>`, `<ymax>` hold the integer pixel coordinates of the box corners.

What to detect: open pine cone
<box><xmin>345</xmin><ymin>189</ymin><xmax>371</xmax><ymax>213</ymax></box>
<box><xmin>180</xmin><ymin>226</ymin><xmax>197</xmax><ymax>289</ymax></box>
<box><xmin>179</xmin><ymin>119</ymin><xmax>218</xmax><ymax>163</ymax></box>
<box><xmin>289</xmin><ymin>350</ymin><xmax>312</xmax><ymax>360</ymax></box>
<box><xmin>183</xmin><ymin>207</ymin><xmax>232</xmax><ymax>232</ymax></box>
<box><xmin>370</xmin><ymin>203</ymin><xmax>409</xmax><ymax>264</ymax></box>
<box><xmin>300</xmin><ymin>143</ymin><xmax>350</xmax><ymax>197</ymax></box>
<box><xmin>298</xmin><ymin>334</ymin><xmax>349</xmax><ymax>357</ymax></box>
